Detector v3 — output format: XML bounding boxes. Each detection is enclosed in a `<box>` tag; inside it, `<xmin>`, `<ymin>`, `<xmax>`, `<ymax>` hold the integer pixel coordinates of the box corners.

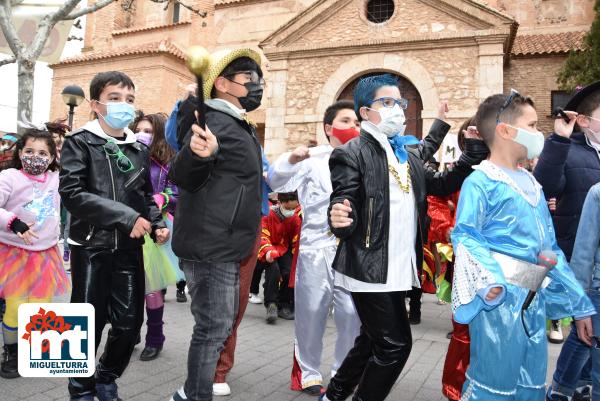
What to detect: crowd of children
<box><xmin>0</xmin><ymin>45</ymin><xmax>599</xmax><ymax>401</ymax></box>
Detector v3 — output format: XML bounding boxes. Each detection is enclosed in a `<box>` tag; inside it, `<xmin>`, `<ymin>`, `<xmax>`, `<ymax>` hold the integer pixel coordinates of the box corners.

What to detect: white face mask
<box><xmin>280</xmin><ymin>206</ymin><xmax>295</xmax><ymax>218</ymax></box>
<box><xmin>585</xmin><ymin>116</ymin><xmax>600</xmax><ymax>144</ymax></box>
<box><xmin>371</xmin><ymin>105</ymin><xmax>406</xmax><ymax>138</ymax></box>
<box><xmin>508</xmin><ymin>125</ymin><xmax>545</xmax><ymax>159</ymax></box>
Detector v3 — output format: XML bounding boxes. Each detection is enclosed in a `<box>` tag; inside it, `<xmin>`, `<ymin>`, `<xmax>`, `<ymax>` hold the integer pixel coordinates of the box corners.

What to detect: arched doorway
<box><xmin>337</xmin><ymin>72</ymin><xmax>423</xmax><ymax>138</ymax></box>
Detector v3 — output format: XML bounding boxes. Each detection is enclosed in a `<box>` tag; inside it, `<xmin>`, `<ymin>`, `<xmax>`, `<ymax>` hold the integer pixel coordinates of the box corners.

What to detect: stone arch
<box><xmin>316</xmin><ymin>52</ymin><xmax>439</xmax><ymax>142</ymax></box>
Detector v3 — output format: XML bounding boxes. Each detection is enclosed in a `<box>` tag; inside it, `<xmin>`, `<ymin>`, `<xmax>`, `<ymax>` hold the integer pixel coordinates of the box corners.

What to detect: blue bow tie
<box><xmin>388</xmin><ymin>134</ymin><xmax>420</xmax><ymax>163</ymax></box>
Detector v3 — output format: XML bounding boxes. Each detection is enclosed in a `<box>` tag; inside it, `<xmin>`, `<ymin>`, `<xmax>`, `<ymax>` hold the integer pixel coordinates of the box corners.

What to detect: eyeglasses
<box><xmin>371</xmin><ymin>97</ymin><xmax>409</xmax><ymax>110</ymax></box>
<box><xmin>496</xmin><ymin>88</ymin><xmax>520</xmax><ymax>124</ymax></box>
<box><xmin>103</xmin><ymin>140</ymin><xmax>134</xmax><ymax>173</ymax></box>
<box><xmin>226</xmin><ymin>70</ymin><xmax>265</xmax><ymax>87</ymax></box>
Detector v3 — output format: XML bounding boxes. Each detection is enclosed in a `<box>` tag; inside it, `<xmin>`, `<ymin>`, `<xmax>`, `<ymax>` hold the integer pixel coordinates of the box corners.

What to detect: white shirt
<box><xmin>211</xmin><ymin>98</ymin><xmax>246</xmax><ymax>117</ymax></box>
<box><xmin>334</xmin><ymin>122</ymin><xmax>419</xmax><ymax>292</ymax></box>
<box><xmin>268</xmin><ymin>145</ymin><xmax>337</xmax><ymax>250</ymax></box>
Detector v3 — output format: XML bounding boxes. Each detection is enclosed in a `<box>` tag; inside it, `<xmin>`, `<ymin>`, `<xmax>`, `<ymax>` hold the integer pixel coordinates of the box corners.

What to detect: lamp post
<box><xmin>61</xmin><ymin>85</ymin><xmax>85</xmax><ymax>130</ymax></box>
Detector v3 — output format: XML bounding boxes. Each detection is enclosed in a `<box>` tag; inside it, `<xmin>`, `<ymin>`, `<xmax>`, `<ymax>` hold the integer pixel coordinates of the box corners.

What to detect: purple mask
<box><xmin>135</xmin><ymin>132</ymin><xmax>153</xmax><ymax>146</ymax></box>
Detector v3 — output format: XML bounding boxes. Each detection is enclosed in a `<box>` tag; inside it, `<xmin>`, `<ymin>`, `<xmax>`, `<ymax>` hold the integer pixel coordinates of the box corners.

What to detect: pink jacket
<box><xmin>0</xmin><ymin>169</ymin><xmax>60</xmax><ymax>251</ymax></box>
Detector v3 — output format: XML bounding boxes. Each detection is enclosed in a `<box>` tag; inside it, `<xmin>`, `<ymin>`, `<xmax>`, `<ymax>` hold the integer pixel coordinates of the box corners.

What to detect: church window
<box><xmin>366</xmin><ymin>0</ymin><xmax>395</xmax><ymax>24</ymax></box>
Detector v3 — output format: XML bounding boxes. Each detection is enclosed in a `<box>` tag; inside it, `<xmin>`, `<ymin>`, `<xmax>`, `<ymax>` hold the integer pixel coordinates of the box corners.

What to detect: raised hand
<box><xmin>190</xmin><ymin>124</ymin><xmax>218</xmax><ymax>158</ymax></box>
<box><xmin>288</xmin><ymin>146</ymin><xmax>310</xmax><ymax>165</ymax></box>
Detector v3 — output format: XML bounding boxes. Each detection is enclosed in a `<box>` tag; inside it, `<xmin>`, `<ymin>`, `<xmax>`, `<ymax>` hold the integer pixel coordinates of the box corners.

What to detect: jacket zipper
<box><xmin>106</xmin><ymin>153</ymin><xmax>118</xmax><ymax>249</ymax></box>
<box><xmin>124</xmin><ymin>167</ymin><xmax>145</xmax><ymax>189</ymax></box>
<box><xmin>229</xmin><ymin>186</ymin><xmax>245</xmax><ymax>228</ymax></box>
<box><xmin>365</xmin><ymin>197</ymin><xmax>374</xmax><ymax>248</ymax></box>
<box><xmin>86</xmin><ymin>225</ymin><xmax>95</xmax><ymax>241</ymax></box>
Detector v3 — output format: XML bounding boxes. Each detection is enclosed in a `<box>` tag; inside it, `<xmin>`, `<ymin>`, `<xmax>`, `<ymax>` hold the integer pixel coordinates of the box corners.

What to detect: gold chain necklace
<box><xmin>388</xmin><ymin>164</ymin><xmax>411</xmax><ymax>193</ymax></box>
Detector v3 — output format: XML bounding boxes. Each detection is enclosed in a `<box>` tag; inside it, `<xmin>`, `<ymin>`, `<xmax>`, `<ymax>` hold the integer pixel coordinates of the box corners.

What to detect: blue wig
<box><xmin>353</xmin><ymin>74</ymin><xmax>399</xmax><ymax>117</ymax></box>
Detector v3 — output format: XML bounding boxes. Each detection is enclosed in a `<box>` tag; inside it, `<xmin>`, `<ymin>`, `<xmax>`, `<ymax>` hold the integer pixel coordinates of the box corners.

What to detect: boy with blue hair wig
<box><xmin>322</xmin><ymin>74</ymin><xmax>488</xmax><ymax>401</ymax></box>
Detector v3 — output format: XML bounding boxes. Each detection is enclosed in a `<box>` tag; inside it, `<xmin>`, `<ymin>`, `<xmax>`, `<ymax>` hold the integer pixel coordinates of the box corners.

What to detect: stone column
<box><xmin>476</xmin><ymin>39</ymin><xmax>505</xmax><ymax>101</ymax></box>
<box><xmin>264</xmin><ymin>59</ymin><xmax>288</xmax><ymax>159</ymax></box>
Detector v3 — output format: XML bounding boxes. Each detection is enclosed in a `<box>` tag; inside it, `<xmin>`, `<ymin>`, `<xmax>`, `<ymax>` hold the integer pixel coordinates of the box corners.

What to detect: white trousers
<box><xmin>293</xmin><ymin>245</ymin><xmax>361</xmax><ymax>388</ymax></box>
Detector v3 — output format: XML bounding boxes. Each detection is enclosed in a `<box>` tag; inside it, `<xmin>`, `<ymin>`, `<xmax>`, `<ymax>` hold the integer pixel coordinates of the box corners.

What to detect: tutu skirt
<box><xmin>143</xmin><ymin>214</ymin><xmax>184</xmax><ymax>294</ymax></box>
<box><xmin>0</xmin><ymin>243</ymin><xmax>70</xmax><ymax>299</ymax></box>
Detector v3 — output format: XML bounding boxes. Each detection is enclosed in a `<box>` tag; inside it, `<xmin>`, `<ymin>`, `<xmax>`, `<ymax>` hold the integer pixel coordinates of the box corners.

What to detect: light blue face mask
<box><xmin>99</xmin><ymin>101</ymin><xmax>136</xmax><ymax>129</ymax></box>
<box><xmin>508</xmin><ymin>125</ymin><xmax>545</xmax><ymax>159</ymax></box>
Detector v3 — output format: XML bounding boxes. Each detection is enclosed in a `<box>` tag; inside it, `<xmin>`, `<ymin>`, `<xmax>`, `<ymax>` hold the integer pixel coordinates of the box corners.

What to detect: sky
<box><xmin>0</xmin><ymin>1</ymin><xmax>87</xmax><ymax>134</ymax></box>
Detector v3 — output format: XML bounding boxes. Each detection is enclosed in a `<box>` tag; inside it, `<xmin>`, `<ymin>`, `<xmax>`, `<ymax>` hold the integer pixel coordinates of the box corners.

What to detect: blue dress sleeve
<box><xmin>451</xmin><ymin>174</ymin><xmax>508</xmax><ymax>324</ymax></box>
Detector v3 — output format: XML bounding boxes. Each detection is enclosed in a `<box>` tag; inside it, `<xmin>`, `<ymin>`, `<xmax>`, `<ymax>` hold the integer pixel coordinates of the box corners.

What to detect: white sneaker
<box><xmin>170</xmin><ymin>386</ymin><xmax>187</xmax><ymax>401</ymax></box>
<box><xmin>213</xmin><ymin>382</ymin><xmax>231</xmax><ymax>396</ymax></box>
<box><xmin>548</xmin><ymin>320</ymin><xmax>564</xmax><ymax>344</ymax></box>
<box><xmin>248</xmin><ymin>293</ymin><xmax>262</xmax><ymax>304</ymax></box>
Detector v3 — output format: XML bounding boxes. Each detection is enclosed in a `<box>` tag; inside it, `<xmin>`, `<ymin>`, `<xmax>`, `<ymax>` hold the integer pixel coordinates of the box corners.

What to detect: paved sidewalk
<box><xmin>0</xmin><ymin>287</ymin><xmax>563</xmax><ymax>401</ymax></box>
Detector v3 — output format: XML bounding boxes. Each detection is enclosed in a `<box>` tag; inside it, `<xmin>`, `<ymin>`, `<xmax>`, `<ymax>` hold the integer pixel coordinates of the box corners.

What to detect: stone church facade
<box><xmin>49</xmin><ymin>0</ymin><xmax>594</xmax><ymax>158</ymax></box>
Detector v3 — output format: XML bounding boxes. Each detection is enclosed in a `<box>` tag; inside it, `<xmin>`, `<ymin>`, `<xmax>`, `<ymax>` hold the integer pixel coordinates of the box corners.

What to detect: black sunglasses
<box><xmin>496</xmin><ymin>89</ymin><xmax>520</xmax><ymax>124</ymax></box>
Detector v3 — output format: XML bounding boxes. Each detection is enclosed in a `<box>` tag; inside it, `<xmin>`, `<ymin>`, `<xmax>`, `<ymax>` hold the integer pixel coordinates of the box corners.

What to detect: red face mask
<box><xmin>331</xmin><ymin>126</ymin><xmax>359</xmax><ymax>144</ymax></box>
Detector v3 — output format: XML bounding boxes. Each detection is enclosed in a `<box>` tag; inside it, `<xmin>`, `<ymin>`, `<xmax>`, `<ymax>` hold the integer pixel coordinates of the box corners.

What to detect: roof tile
<box><xmin>51</xmin><ymin>40</ymin><xmax>186</xmax><ymax>66</ymax></box>
<box><xmin>512</xmin><ymin>31</ymin><xmax>586</xmax><ymax>56</ymax></box>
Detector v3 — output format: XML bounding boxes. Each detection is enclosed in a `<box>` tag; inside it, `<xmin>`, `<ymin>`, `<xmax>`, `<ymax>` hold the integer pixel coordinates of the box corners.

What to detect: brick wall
<box><xmin>482</xmin><ymin>0</ymin><xmax>594</xmax><ymax>30</ymax></box>
<box><xmin>504</xmin><ymin>55</ymin><xmax>567</xmax><ymax>134</ymax></box>
<box><xmin>50</xmin><ymin>54</ymin><xmax>194</xmax><ymax>130</ymax></box>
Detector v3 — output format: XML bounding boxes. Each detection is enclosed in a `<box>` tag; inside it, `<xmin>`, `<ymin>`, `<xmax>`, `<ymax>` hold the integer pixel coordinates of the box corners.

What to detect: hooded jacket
<box><xmin>59</xmin><ymin>119</ymin><xmax>165</xmax><ymax>250</ymax></box>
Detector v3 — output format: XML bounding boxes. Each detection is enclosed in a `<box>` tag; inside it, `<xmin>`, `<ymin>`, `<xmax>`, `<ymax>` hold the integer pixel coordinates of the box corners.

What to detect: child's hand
<box><xmin>154</xmin><ymin>228</ymin><xmax>170</xmax><ymax>245</ymax></box>
<box><xmin>266</xmin><ymin>250</ymin><xmax>280</xmax><ymax>263</ymax></box>
<box><xmin>130</xmin><ymin>217</ymin><xmax>151</xmax><ymax>239</ymax></box>
<box><xmin>485</xmin><ymin>286</ymin><xmax>503</xmax><ymax>301</ymax></box>
<box><xmin>437</xmin><ymin>101</ymin><xmax>449</xmax><ymax>120</ymax></box>
<box><xmin>190</xmin><ymin>124</ymin><xmax>218</xmax><ymax>158</ymax></box>
<box><xmin>288</xmin><ymin>146</ymin><xmax>310</xmax><ymax>165</ymax></box>
<box><xmin>17</xmin><ymin>226</ymin><xmax>39</xmax><ymax>246</ymax></box>
<box><xmin>575</xmin><ymin>317</ymin><xmax>593</xmax><ymax>346</ymax></box>
<box><xmin>554</xmin><ymin>110</ymin><xmax>578</xmax><ymax>138</ymax></box>
<box><xmin>330</xmin><ymin>199</ymin><xmax>353</xmax><ymax>228</ymax></box>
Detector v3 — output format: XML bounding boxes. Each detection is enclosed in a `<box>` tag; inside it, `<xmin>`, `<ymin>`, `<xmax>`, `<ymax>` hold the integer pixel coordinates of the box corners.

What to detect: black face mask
<box><xmin>225</xmin><ymin>79</ymin><xmax>263</xmax><ymax>112</ymax></box>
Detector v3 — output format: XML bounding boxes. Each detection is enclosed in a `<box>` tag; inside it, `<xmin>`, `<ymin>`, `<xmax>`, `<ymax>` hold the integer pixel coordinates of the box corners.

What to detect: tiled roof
<box><xmin>112</xmin><ymin>20</ymin><xmax>190</xmax><ymax>36</ymax></box>
<box><xmin>512</xmin><ymin>31</ymin><xmax>587</xmax><ymax>56</ymax></box>
<box><xmin>52</xmin><ymin>40</ymin><xmax>186</xmax><ymax>66</ymax></box>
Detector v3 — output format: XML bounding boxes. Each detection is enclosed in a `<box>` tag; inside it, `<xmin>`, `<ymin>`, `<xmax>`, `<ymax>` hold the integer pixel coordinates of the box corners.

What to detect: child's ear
<box><xmin>359</xmin><ymin>107</ymin><xmax>369</xmax><ymax>121</ymax></box>
<box><xmin>577</xmin><ymin>114</ymin><xmax>590</xmax><ymax>129</ymax></box>
<box><xmin>496</xmin><ymin>123</ymin><xmax>514</xmax><ymax>140</ymax></box>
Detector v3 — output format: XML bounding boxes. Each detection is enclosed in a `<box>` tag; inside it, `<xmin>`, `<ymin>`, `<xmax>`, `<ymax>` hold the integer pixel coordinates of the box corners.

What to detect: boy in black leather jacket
<box><xmin>323</xmin><ymin>74</ymin><xmax>488</xmax><ymax>401</ymax></box>
<box><xmin>59</xmin><ymin>71</ymin><xmax>168</xmax><ymax>401</ymax></box>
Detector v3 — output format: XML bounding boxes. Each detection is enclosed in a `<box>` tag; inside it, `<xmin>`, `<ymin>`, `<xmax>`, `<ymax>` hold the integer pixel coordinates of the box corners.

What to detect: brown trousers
<box><xmin>213</xmin><ymin>232</ymin><xmax>260</xmax><ymax>383</ymax></box>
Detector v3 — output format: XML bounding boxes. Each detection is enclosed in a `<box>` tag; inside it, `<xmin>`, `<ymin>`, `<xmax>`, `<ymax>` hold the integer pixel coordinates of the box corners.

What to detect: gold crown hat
<box><xmin>202</xmin><ymin>48</ymin><xmax>262</xmax><ymax>99</ymax></box>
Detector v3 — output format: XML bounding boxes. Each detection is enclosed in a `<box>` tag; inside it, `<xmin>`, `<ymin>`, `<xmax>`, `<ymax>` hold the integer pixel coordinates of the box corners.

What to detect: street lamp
<box><xmin>61</xmin><ymin>85</ymin><xmax>85</xmax><ymax>130</ymax></box>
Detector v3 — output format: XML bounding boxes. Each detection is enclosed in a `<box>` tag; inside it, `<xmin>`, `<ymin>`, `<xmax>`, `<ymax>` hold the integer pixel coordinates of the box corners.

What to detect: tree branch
<box><xmin>0</xmin><ymin>56</ymin><xmax>16</xmax><ymax>66</ymax></box>
<box><xmin>62</xmin><ymin>0</ymin><xmax>118</xmax><ymax>20</ymax></box>
<box><xmin>0</xmin><ymin>0</ymin><xmax>25</xmax><ymax>57</ymax></box>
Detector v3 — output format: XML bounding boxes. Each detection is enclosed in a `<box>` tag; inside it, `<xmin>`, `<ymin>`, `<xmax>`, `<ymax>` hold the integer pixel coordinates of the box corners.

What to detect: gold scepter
<box><xmin>185</xmin><ymin>46</ymin><xmax>210</xmax><ymax>133</ymax></box>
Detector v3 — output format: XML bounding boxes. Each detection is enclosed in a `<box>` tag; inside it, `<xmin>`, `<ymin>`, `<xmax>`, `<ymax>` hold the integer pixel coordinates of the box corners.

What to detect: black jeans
<box><xmin>68</xmin><ymin>246</ymin><xmax>145</xmax><ymax>398</ymax></box>
<box><xmin>262</xmin><ymin>250</ymin><xmax>294</xmax><ymax>308</ymax></box>
<box><xmin>408</xmin><ymin>286</ymin><xmax>422</xmax><ymax>316</ymax></box>
<box><xmin>250</xmin><ymin>261</ymin><xmax>264</xmax><ymax>295</ymax></box>
<box><xmin>325</xmin><ymin>291</ymin><xmax>412</xmax><ymax>401</ymax></box>
<box><xmin>181</xmin><ymin>260</ymin><xmax>239</xmax><ymax>401</ymax></box>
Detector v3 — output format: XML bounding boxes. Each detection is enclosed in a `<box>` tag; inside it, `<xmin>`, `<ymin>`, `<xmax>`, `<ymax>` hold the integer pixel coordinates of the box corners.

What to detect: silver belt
<box><xmin>490</xmin><ymin>252</ymin><xmax>549</xmax><ymax>291</ymax></box>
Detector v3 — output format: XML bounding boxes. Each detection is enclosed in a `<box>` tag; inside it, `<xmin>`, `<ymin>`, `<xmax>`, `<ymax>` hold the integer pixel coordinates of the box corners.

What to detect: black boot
<box><xmin>0</xmin><ymin>344</ymin><xmax>19</xmax><ymax>379</ymax></box>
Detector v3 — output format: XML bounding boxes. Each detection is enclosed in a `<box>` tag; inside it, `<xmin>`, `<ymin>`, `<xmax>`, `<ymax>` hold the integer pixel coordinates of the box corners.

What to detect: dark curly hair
<box><xmin>11</xmin><ymin>129</ymin><xmax>59</xmax><ymax>171</ymax></box>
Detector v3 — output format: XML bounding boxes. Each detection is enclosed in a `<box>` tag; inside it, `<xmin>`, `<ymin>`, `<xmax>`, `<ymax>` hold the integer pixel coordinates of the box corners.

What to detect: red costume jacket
<box><xmin>257</xmin><ymin>206</ymin><xmax>302</xmax><ymax>287</ymax></box>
